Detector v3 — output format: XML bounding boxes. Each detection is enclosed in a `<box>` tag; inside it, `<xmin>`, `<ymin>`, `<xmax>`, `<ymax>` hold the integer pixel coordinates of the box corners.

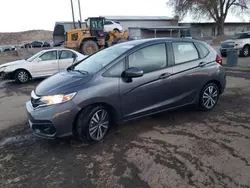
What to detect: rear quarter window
<box><xmin>195</xmin><ymin>42</ymin><xmax>210</xmax><ymax>58</ymax></box>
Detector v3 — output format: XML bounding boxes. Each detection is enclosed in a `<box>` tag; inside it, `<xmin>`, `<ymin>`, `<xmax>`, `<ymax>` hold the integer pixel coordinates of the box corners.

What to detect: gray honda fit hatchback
<box><xmin>26</xmin><ymin>38</ymin><xmax>226</xmax><ymax>142</ymax></box>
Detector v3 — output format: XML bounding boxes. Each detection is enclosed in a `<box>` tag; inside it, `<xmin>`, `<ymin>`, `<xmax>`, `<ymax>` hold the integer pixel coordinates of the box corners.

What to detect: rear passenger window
<box><xmin>172</xmin><ymin>42</ymin><xmax>199</xmax><ymax>64</ymax></box>
<box><xmin>195</xmin><ymin>42</ymin><xmax>209</xmax><ymax>58</ymax></box>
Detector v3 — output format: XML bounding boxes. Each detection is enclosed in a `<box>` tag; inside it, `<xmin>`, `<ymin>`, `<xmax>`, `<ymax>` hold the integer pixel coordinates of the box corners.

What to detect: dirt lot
<box><xmin>0</xmin><ymin>70</ymin><xmax>250</xmax><ymax>188</ymax></box>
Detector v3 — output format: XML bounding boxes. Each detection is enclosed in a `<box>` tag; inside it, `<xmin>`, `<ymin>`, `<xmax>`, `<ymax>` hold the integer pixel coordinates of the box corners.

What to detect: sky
<box><xmin>0</xmin><ymin>0</ymin><xmax>248</xmax><ymax>32</ymax></box>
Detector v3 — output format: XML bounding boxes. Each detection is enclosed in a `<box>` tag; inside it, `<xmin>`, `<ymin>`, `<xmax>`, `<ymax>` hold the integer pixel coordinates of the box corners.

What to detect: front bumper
<box><xmin>0</xmin><ymin>71</ymin><xmax>13</xmax><ymax>80</ymax></box>
<box><xmin>26</xmin><ymin>100</ymin><xmax>80</xmax><ymax>139</ymax></box>
<box><xmin>220</xmin><ymin>47</ymin><xmax>242</xmax><ymax>55</ymax></box>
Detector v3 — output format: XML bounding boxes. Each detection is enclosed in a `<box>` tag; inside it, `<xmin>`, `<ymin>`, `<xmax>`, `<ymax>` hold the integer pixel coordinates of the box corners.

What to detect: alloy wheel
<box><xmin>244</xmin><ymin>47</ymin><xmax>249</xmax><ymax>56</ymax></box>
<box><xmin>89</xmin><ymin>109</ymin><xmax>109</xmax><ymax>141</ymax></box>
<box><xmin>18</xmin><ymin>71</ymin><xmax>29</xmax><ymax>83</ymax></box>
<box><xmin>202</xmin><ymin>85</ymin><xmax>218</xmax><ymax>109</ymax></box>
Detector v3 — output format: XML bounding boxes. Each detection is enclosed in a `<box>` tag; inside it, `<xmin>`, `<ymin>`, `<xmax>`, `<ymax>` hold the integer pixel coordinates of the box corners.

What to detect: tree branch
<box><xmin>223</xmin><ymin>0</ymin><xmax>236</xmax><ymax>20</ymax></box>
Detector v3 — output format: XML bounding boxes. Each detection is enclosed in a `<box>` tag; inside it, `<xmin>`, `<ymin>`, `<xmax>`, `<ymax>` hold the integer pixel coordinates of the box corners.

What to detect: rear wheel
<box><xmin>14</xmin><ymin>70</ymin><xmax>30</xmax><ymax>83</ymax></box>
<box><xmin>76</xmin><ymin>105</ymin><xmax>110</xmax><ymax>143</ymax></box>
<box><xmin>198</xmin><ymin>83</ymin><xmax>219</xmax><ymax>111</ymax></box>
<box><xmin>81</xmin><ymin>40</ymin><xmax>99</xmax><ymax>55</ymax></box>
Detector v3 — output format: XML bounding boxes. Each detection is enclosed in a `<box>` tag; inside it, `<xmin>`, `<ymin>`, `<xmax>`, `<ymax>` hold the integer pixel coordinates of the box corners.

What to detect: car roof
<box><xmin>41</xmin><ymin>48</ymin><xmax>77</xmax><ymax>53</ymax></box>
<box><xmin>116</xmin><ymin>37</ymin><xmax>205</xmax><ymax>49</ymax></box>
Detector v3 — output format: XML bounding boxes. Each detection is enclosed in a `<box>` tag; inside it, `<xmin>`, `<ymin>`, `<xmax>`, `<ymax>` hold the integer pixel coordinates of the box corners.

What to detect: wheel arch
<box><xmin>13</xmin><ymin>68</ymin><xmax>32</xmax><ymax>79</ymax></box>
<box><xmin>243</xmin><ymin>43</ymin><xmax>250</xmax><ymax>47</ymax></box>
<box><xmin>72</xmin><ymin>102</ymin><xmax>120</xmax><ymax>135</ymax></box>
<box><xmin>113</xmin><ymin>28</ymin><xmax>120</xmax><ymax>32</ymax></box>
<box><xmin>79</xmin><ymin>37</ymin><xmax>98</xmax><ymax>47</ymax></box>
<box><xmin>204</xmin><ymin>79</ymin><xmax>222</xmax><ymax>94</ymax></box>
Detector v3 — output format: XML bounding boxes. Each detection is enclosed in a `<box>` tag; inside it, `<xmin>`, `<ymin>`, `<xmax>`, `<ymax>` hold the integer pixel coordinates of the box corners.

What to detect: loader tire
<box><xmin>81</xmin><ymin>40</ymin><xmax>99</xmax><ymax>55</ymax></box>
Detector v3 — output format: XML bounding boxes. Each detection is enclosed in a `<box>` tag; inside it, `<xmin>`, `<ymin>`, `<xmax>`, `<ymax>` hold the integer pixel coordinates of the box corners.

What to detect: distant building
<box><xmin>179</xmin><ymin>22</ymin><xmax>250</xmax><ymax>37</ymax></box>
<box><xmin>101</xmin><ymin>16</ymin><xmax>187</xmax><ymax>39</ymax></box>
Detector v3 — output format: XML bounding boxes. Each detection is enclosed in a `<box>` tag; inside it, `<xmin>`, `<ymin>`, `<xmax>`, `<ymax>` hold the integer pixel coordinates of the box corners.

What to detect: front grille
<box><xmin>221</xmin><ymin>42</ymin><xmax>235</xmax><ymax>48</ymax></box>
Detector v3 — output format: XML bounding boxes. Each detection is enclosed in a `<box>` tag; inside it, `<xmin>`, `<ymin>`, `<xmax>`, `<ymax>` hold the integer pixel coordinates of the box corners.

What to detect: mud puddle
<box><xmin>0</xmin><ymin>134</ymin><xmax>33</xmax><ymax>148</ymax></box>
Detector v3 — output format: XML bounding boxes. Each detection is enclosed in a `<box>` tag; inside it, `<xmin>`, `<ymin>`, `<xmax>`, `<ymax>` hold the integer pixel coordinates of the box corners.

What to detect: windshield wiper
<box><xmin>70</xmin><ymin>69</ymin><xmax>89</xmax><ymax>75</ymax></box>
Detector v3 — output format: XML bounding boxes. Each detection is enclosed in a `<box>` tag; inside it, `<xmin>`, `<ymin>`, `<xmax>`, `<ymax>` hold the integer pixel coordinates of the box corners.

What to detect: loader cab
<box><xmin>85</xmin><ymin>17</ymin><xmax>105</xmax><ymax>38</ymax></box>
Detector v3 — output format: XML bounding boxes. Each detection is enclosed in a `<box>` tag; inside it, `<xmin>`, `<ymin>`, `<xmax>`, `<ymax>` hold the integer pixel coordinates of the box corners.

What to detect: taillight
<box><xmin>216</xmin><ymin>54</ymin><xmax>222</xmax><ymax>65</ymax></box>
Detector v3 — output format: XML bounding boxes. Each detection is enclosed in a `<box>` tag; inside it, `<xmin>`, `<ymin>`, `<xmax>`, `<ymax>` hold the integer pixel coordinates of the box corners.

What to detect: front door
<box><xmin>120</xmin><ymin>42</ymin><xmax>173</xmax><ymax>120</ymax></box>
<box><xmin>30</xmin><ymin>50</ymin><xmax>58</xmax><ymax>77</ymax></box>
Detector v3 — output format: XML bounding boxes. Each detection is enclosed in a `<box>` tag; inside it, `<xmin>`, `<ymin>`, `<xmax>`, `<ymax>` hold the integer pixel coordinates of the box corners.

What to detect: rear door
<box><xmin>120</xmin><ymin>42</ymin><xmax>174</xmax><ymax>120</ymax></box>
<box><xmin>58</xmin><ymin>50</ymin><xmax>77</xmax><ymax>70</ymax></box>
<box><xmin>169</xmin><ymin>41</ymin><xmax>211</xmax><ymax>106</ymax></box>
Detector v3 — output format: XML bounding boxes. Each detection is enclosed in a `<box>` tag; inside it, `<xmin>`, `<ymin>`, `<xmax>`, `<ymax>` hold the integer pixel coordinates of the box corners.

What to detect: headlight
<box><xmin>40</xmin><ymin>92</ymin><xmax>76</xmax><ymax>105</ymax></box>
<box><xmin>0</xmin><ymin>66</ymin><xmax>6</xmax><ymax>72</ymax></box>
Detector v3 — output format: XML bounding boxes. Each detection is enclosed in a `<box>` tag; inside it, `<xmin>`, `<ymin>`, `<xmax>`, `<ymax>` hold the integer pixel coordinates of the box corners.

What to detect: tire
<box><xmin>14</xmin><ymin>69</ymin><xmax>30</xmax><ymax>83</ymax></box>
<box><xmin>81</xmin><ymin>40</ymin><xmax>99</xmax><ymax>55</ymax></box>
<box><xmin>198</xmin><ymin>83</ymin><xmax>219</xmax><ymax>111</ymax></box>
<box><xmin>75</xmin><ymin>105</ymin><xmax>110</xmax><ymax>143</ymax></box>
<box><xmin>240</xmin><ymin>45</ymin><xmax>250</xmax><ymax>57</ymax></box>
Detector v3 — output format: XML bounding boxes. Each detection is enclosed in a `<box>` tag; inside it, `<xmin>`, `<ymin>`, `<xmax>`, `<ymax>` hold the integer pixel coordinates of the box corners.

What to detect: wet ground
<box><xmin>1</xmin><ymin>74</ymin><xmax>250</xmax><ymax>188</ymax></box>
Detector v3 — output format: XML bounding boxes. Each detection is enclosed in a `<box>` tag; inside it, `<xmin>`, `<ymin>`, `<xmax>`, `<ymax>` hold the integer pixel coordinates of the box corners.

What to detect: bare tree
<box><xmin>167</xmin><ymin>0</ymin><xmax>250</xmax><ymax>35</ymax></box>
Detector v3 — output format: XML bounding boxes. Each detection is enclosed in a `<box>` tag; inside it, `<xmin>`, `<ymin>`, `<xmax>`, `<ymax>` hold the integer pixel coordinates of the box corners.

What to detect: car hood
<box><xmin>0</xmin><ymin>59</ymin><xmax>27</xmax><ymax>68</ymax></box>
<box><xmin>35</xmin><ymin>70</ymin><xmax>93</xmax><ymax>96</ymax></box>
<box><xmin>221</xmin><ymin>39</ymin><xmax>235</xmax><ymax>44</ymax></box>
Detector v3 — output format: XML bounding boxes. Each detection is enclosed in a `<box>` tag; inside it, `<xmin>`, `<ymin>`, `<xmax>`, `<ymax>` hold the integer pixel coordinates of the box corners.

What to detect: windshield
<box><xmin>230</xmin><ymin>33</ymin><xmax>245</xmax><ymax>40</ymax></box>
<box><xmin>26</xmin><ymin>51</ymin><xmax>43</xmax><ymax>62</ymax></box>
<box><xmin>72</xmin><ymin>43</ymin><xmax>135</xmax><ymax>74</ymax></box>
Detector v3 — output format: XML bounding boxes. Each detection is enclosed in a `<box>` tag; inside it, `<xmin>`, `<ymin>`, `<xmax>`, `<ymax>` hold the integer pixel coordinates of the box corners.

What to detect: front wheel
<box><xmin>198</xmin><ymin>83</ymin><xmax>219</xmax><ymax>111</ymax></box>
<box><xmin>81</xmin><ymin>40</ymin><xmax>99</xmax><ymax>55</ymax></box>
<box><xmin>76</xmin><ymin>105</ymin><xmax>110</xmax><ymax>143</ymax></box>
<box><xmin>240</xmin><ymin>45</ymin><xmax>250</xmax><ymax>57</ymax></box>
<box><xmin>14</xmin><ymin>70</ymin><xmax>30</xmax><ymax>83</ymax></box>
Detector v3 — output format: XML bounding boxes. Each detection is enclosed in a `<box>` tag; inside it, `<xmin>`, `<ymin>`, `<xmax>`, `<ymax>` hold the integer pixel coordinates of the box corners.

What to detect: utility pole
<box><xmin>78</xmin><ymin>0</ymin><xmax>82</xmax><ymax>22</ymax></box>
<box><xmin>70</xmin><ymin>0</ymin><xmax>76</xmax><ymax>29</ymax></box>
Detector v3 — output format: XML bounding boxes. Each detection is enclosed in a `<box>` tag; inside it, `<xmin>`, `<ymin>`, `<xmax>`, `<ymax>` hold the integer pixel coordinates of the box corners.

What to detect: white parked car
<box><xmin>104</xmin><ymin>20</ymin><xmax>123</xmax><ymax>33</ymax></box>
<box><xmin>220</xmin><ymin>31</ymin><xmax>250</xmax><ymax>57</ymax></box>
<box><xmin>0</xmin><ymin>48</ymin><xmax>87</xmax><ymax>83</ymax></box>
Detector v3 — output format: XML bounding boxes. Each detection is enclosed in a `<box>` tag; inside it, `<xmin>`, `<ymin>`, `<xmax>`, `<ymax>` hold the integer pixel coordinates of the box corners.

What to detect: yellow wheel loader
<box><xmin>64</xmin><ymin>17</ymin><xmax>130</xmax><ymax>55</ymax></box>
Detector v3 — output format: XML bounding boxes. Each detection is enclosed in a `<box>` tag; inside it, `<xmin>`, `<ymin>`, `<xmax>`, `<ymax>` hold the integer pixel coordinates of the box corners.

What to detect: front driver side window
<box><xmin>128</xmin><ymin>43</ymin><xmax>167</xmax><ymax>74</ymax></box>
<box><xmin>39</xmin><ymin>51</ymin><xmax>57</xmax><ymax>61</ymax></box>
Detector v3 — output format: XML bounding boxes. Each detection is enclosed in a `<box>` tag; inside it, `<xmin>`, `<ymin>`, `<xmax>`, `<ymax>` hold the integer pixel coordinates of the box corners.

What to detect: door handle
<box><xmin>159</xmin><ymin>72</ymin><xmax>171</xmax><ymax>79</ymax></box>
<box><xmin>199</xmin><ymin>62</ymin><xmax>207</xmax><ymax>67</ymax></box>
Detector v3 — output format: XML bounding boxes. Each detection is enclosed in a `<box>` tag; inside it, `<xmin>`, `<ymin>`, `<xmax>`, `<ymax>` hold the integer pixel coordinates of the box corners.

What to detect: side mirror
<box><xmin>122</xmin><ymin>67</ymin><xmax>143</xmax><ymax>78</ymax></box>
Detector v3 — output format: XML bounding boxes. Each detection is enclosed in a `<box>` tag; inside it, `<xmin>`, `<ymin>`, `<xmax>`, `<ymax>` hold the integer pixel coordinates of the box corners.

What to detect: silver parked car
<box><xmin>26</xmin><ymin>38</ymin><xmax>226</xmax><ymax>143</ymax></box>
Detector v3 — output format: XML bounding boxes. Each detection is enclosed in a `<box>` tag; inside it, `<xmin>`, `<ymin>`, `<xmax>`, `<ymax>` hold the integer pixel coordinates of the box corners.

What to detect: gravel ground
<box><xmin>0</xmin><ymin>74</ymin><xmax>250</xmax><ymax>188</ymax></box>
